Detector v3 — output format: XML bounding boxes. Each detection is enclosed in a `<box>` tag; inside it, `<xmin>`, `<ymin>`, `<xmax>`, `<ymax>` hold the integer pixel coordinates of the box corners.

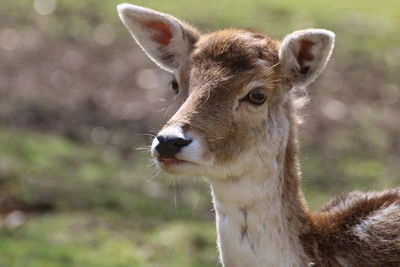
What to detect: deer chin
<box><xmin>155</xmin><ymin>154</ymin><xmax>248</xmax><ymax>180</ymax></box>
<box><xmin>156</xmin><ymin>158</ymin><xmax>198</xmax><ymax>174</ymax></box>
<box><xmin>155</xmin><ymin>155</ymin><xmax>215</xmax><ymax>176</ymax></box>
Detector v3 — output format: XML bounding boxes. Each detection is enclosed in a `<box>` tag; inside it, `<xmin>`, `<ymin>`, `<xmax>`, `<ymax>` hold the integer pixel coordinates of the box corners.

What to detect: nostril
<box><xmin>156</xmin><ymin>136</ymin><xmax>191</xmax><ymax>147</ymax></box>
<box><xmin>173</xmin><ymin>137</ymin><xmax>192</xmax><ymax>147</ymax></box>
<box><xmin>155</xmin><ymin>135</ymin><xmax>192</xmax><ymax>159</ymax></box>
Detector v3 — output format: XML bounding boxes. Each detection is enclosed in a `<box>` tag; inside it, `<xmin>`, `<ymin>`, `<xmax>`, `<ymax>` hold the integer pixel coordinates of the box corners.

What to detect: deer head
<box><xmin>118</xmin><ymin>4</ymin><xmax>335</xmax><ymax>180</ymax></box>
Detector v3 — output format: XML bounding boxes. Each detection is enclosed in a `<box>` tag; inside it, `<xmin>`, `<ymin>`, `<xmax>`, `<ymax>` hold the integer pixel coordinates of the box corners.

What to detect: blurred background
<box><xmin>0</xmin><ymin>0</ymin><xmax>399</xmax><ymax>266</ymax></box>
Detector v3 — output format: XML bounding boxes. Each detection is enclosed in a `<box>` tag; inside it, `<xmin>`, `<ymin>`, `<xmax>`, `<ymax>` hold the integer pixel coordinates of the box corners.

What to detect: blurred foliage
<box><xmin>0</xmin><ymin>127</ymin><xmax>215</xmax><ymax>266</ymax></box>
<box><xmin>0</xmin><ymin>212</ymin><xmax>216</xmax><ymax>267</ymax></box>
<box><xmin>0</xmin><ymin>0</ymin><xmax>399</xmax><ymax>266</ymax></box>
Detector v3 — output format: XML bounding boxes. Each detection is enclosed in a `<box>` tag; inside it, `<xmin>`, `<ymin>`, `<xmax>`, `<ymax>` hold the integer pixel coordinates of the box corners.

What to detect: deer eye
<box><xmin>246</xmin><ymin>88</ymin><xmax>267</xmax><ymax>105</ymax></box>
<box><xmin>169</xmin><ymin>79</ymin><xmax>179</xmax><ymax>94</ymax></box>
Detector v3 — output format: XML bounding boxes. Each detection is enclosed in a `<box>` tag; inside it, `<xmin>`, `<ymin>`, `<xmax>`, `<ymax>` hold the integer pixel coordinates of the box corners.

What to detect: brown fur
<box><xmin>166</xmin><ymin>30</ymin><xmax>281</xmax><ymax>164</ymax></box>
<box><xmin>174</xmin><ymin>29</ymin><xmax>400</xmax><ymax>265</ymax></box>
<box><xmin>304</xmin><ymin>190</ymin><xmax>400</xmax><ymax>266</ymax></box>
<box><xmin>163</xmin><ymin>28</ymin><xmax>400</xmax><ymax>265</ymax></box>
<box><xmin>119</xmin><ymin>9</ymin><xmax>400</xmax><ymax>263</ymax></box>
<box><xmin>282</xmin><ymin>96</ymin><xmax>400</xmax><ymax>266</ymax></box>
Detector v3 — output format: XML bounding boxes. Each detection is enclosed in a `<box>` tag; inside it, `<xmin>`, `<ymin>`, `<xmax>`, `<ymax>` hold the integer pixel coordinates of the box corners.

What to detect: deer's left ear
<box><xmin>279</xmin><ymin>29</ymin><xmax>335</xmax><ymax>89</ymax></box>
<box><xmin>117</xmin><ymin>4</ymin><xmax>200</xmax><ymax>72</ymax></box>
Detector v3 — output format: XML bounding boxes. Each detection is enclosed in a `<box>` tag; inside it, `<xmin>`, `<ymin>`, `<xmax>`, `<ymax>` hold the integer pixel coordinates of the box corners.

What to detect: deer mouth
<box><xmin>158</xmin><ymin>157</ymin><xmax>185</xmax><ymax>165</ymax></box>
<box><xmin>157</xmin><ymin>157</ymin><xmax>198</xmax><ymax>165</ymax></box>
<box><xmin>156</xmin><ymin>156</ymin><xmax>201</xmax><ymax>174</ymax></box>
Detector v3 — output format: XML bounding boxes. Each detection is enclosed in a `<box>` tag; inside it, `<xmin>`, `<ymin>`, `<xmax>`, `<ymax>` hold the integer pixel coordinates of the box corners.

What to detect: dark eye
<box><xmin>170</xmin><ymin>79</ymin><xmax>179</xmax><ymax>94</ymax></box>
<box><xmin>247</xmin><ymin>88</ymin><xmax>267</xmax><ymax>105</ymax></box>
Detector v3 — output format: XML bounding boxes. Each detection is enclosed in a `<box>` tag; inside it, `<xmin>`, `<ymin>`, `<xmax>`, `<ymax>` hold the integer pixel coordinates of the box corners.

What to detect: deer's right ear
<box><xmin>279</xmin><ymin>29</ymin><xmax>335</xmax><ymax>90</ymax></box>
<box><xmin>117</xmin><ymin>4</ymin><xmax>200</xmax><ymax>72</ymax></box>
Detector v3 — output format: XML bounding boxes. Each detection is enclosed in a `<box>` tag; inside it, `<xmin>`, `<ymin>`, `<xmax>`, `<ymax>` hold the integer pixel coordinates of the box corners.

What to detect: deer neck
<box><xmin>209</xmin><ymin>103</ymin><xmax>312</xmax><ymax>267</ymax></box>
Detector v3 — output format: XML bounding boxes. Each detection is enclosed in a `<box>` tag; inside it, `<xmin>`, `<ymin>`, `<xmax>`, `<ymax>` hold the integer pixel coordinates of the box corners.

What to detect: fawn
<box><xmin>118</xmin><ymin>4</ymin><xmax>400</xmax><ymax>266</ymax></box>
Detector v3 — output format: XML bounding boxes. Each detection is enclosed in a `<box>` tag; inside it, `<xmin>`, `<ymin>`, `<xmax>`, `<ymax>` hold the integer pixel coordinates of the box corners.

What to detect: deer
<box><xmin>117</xmin><ymin>4</ymin><xmax>400</xmax><ymax>266</ymax></box>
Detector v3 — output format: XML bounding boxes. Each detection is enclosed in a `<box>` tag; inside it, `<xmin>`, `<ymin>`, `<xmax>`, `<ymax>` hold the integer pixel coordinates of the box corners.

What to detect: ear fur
<box><xmin>117</xmin><ymin>4</ymin><xmax>200</xmax><ymax>72</ymax></box>
<box><xmin>279</xmin><ymin>29</ymin><xmax>335</xmax><ymax>89</ymax></box>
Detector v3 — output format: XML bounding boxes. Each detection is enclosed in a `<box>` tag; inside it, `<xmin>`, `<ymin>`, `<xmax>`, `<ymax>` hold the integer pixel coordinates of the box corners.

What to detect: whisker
<box><xmin>163</xmin><ymin>102</ymin><xmax>175</xmax><ymax>120</ymax></box>
<box><xmin>135</xmin><ymin>146</ymin><xmax>152</xmax><ymax>151</ymax></box>
<box><xmin>263</xmin><ymin>62</ymin><xmax>279</xmax><ymax>76</ymax></box>
<box><xmin>209</xmin><ymin>136</ymin><xmax>225</xmax><ymax>142</ymax></box>
<box><xmin>146</xmin><ymin>169</ymin><xmax>161</xmax><ymax>182</ymax></box>
<box><xmin>264</xmin><ymin>62</ymin><xmax>280</xmax><ymax>73</ymax></box>
<box><xmin>191</xmin><ymin>196</ymin><xmax>199</xmax><ymax>218</ymax></box>
<box><xmin>137</xmin><ymin>132</ymin><xmax>157</xmax><ymax>138</ymax></box>
<box><xmin>147</xmin><ymin>158</ymin><xmax>159</xmax><ymax>168</ymax></box>
<box><xmin>264</xmin><ymin>79</ymin><xmax>282</xmax><ymax>83</ymax></box>
<box><xmin>173</xmin><ymin>177</ymin><xmax>183</xmax><ymax>209</ymax></box>
<box><xmin>139</xmin><ymin>134</ymin><xmax>156</xmax><ymax>138</ymax></box>
<box><xmin>157</xmin><ymin>106</ymin><xmax>167</xmax><ymax>113</ymax></box>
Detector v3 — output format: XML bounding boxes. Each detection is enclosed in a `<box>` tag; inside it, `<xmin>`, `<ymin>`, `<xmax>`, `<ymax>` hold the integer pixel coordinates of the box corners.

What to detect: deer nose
<box><xmin>155</xmin><ymin>135</ymin><xmax>192</xmax><ymax>159</ymax></box>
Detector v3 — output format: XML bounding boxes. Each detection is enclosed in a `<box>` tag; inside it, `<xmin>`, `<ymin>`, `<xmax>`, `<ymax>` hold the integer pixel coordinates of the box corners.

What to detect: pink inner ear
<box><xmin>143</xmin><ymin>20</ymin><xmax>173</xmax><ymax>46</ymax></box>
<box><xmin>297</xmin><ymin>39</ymin><xmax>315</xmax><ymax>66</ymax></box>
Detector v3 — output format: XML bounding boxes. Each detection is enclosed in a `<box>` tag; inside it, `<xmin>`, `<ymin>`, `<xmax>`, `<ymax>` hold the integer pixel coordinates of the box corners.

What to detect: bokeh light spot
<box><xmin>0</xmin><ymin>29</ymin><xmax>20</xmax><ymax>51</ymax></box>
<box><xmin>33</xmin><ymin>0</ymin><xmax>57</xmax><ymax>16</ymax></box>
<box><xmin>91</xmin><ymin>127</ymin><xmax>109</xmax><ymax>144</ymax></box>
<box><xmin>322</xmin><ymin>99</ymin><xmax>347</xmax><ymax>120</ymax></box>
<box><xmin>135</xmin><ymin>69</ymin><xmax>160</xmax><ymax>90</ymax></box>
<box><xmin>93</xmin><ymin>24</ymin><xmax>116</xmax><ymax>46</ymax></box>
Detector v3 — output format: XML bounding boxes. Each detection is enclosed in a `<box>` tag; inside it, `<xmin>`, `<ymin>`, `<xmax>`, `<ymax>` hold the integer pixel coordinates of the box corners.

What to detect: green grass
<box><xmin>0</xmin><ymin>212</ymin><xmax>216</xmax><ymax>267</ymax></box>
<box><xmin>3</xmin><ymin>0</ymin><xmax>399</xmax><ymax>56</ymax></box>
<box><xmin>0</xmin><ymin>126</ymin><xmax>208</xmax><ymax>219</ymax></box>
<box><xmin>0</xmin><ymin>127</ymin><xmax>216</xmax><ymax>266</ymax></box>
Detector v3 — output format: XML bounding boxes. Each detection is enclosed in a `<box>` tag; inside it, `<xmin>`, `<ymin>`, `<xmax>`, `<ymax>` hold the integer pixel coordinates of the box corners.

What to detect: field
<box><xmin>0</xmin><ymin>0</ymin><xmax>399</xmax><ymax>266</ymax></box>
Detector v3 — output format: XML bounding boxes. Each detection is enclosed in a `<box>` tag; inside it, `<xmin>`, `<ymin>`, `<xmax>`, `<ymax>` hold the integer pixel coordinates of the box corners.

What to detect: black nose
<box><xmin>155</xmin><ymin>135</ymin><xmax>192</xmax><ymax>159</ymax></box>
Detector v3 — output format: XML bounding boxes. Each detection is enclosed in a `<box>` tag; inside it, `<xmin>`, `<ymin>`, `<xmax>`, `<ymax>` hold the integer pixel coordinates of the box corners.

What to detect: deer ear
<box><xmin>117</xmin><ymin>4</ymin><xmax>200</xmax><ymax>72</ymax></box>
<box><xmin>279</xmin><ymin>29</ymin><xmax>335</xmax><ymax>89</ymax></box>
